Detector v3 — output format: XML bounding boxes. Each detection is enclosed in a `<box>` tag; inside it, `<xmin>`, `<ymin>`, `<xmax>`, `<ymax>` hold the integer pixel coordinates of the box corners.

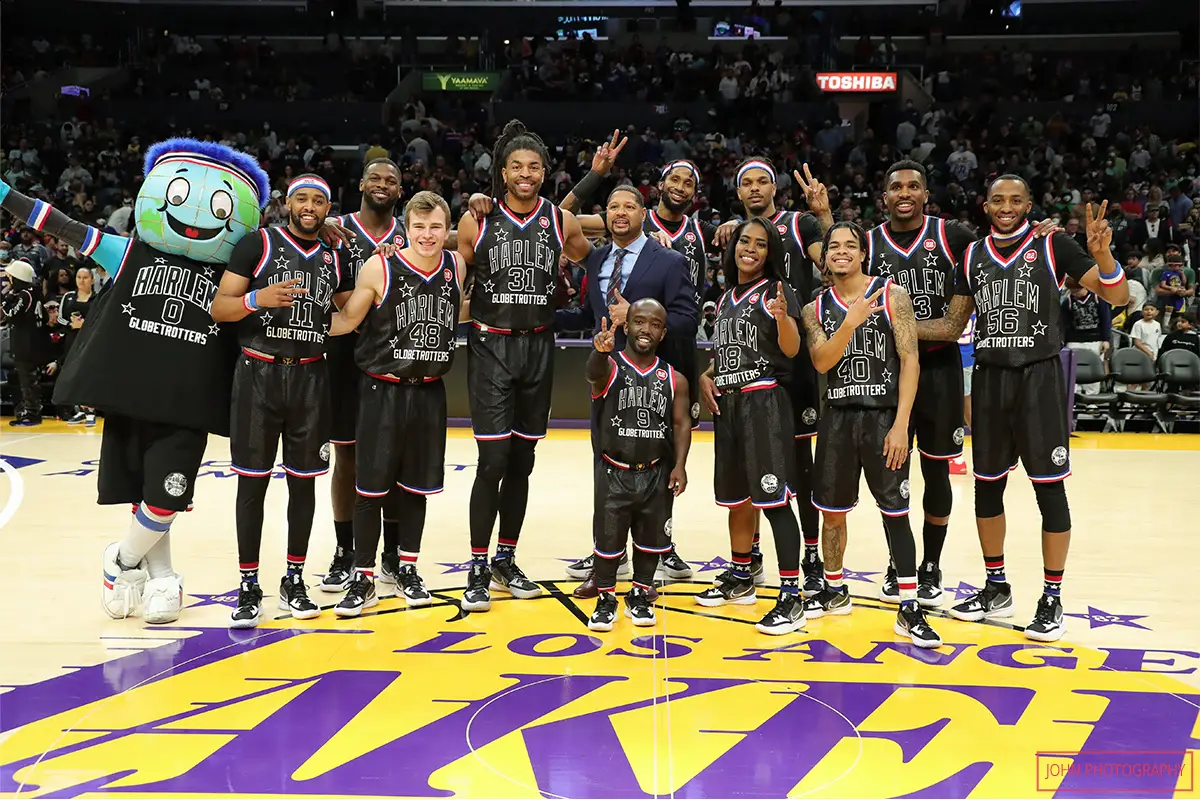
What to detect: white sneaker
<box><xmin>143</xmin><ymin>575</ymin><xmax>184</xmax><ymax>624</ymax></box>
<box><xmin>102</xmin><ymin>542</ymin><xmax>148</xmax><ymax>619</ymax></box>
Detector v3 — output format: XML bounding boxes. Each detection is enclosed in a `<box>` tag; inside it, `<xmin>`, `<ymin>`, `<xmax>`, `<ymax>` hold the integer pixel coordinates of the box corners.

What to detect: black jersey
<box><xmin>335</xmin><ymin>213</ymin><xmax>407</xmax><ymax>289</ymax></box>
<box><xmin>645</xmin><ymin>210</ymin><xmax>709</xmax><ymax>301</ymax></box>
<box><xmin>356</xmin><ymin>250</ymin><xmax>461</xmax><ymax>379</ymax></box>
<box><xmin>228</xmin><ymin>227</ymin><xmax>346</xmax><ymax>359</ymax></box>
<box><xmin>471</xmin><ymin>197</ymin><xmax>563</xmax><ymax>330</ymax></box>
<box><xmin>818</xmin><ymin>276</ymin><xmax>900</xmax><ymax>408</ymax></box>
<box><xmin>596</xmin><ymin>351</ymin><xmax>676</xmax><ymax>466</ymax></box>
<box><xmin>769</xmin><ymin>209</ymin><xmax>823</xmax><ymax>301</ymax></box>
<box><xmin>958</xmin><ymin>226</ymin><xmax>1096</xmax><ymax>368</ymax></box>
<box><xmin>711</xmin><ymin>277</ymin><xmax>801</xmax><ymax>390</ymax></box>
<box><xmin>51</xmin><ymin>238</ymin><xmax>237</xmax><ymax>435</ymax></box>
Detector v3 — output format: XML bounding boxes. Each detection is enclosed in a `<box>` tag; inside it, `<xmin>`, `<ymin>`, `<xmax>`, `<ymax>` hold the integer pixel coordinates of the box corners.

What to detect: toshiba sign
<box><xmin>815</xmin><ymin>72</ymin><xmax>898</xmax><ymax>92</ymax></box>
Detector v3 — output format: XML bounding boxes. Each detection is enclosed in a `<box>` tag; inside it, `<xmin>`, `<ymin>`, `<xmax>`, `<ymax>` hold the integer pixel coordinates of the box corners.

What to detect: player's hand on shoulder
<box><xmin>593</xmin><ymin>316</ymin><xmax>617</xmax><ymax>352</ymax></box>
<box><xmin>1030</xmin><ymin>217</ymin><xmax>1062</xmax><ymax>239</ymax></box>
<box><xmin>650</xmin><ymin>230</ymin><xmax>672</xmax><ymax>249</ymax></box>
<box><xmin>669</xmin><ymin>465</ymin><xmax>687</xmax><ymax>496</ymax></box>
<box><xmin>319</xmin><ymin>217</ymin><xmax>354</xmax><ymax>247</ymax></box>
<box><xmin>846</xmin><ymin>285</ymin><xmax>886</xmax><ymax>328</ymax></box>
<box><xmin>373</xmin><ymin>242</ymin><xmax>401</xmax><ymax>259</ymax></box>
<box><xmin>467</xmin><ymin>193</ymin><xmax>493</xmax><ymax>220</ymax></box>
<box><xmin>714</xmin><ymin>220</ymin><xmax>739</xmax><ymax>247</ymax></box>
<box><xmin>258</xmin><ymin>277</ymin><xmax>307</xmax><ymax>308</ymax></box>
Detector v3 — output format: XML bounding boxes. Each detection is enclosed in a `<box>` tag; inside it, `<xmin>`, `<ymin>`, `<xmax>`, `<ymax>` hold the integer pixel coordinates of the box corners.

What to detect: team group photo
<box><xmin>3</xmin><ymin>0</ymin><xmax>1199</xmax><ymax>797</ymax></box>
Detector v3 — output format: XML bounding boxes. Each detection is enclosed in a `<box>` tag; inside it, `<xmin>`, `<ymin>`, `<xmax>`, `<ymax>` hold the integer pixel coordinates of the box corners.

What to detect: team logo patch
<box><xmin>163</xmin><ymin>472</ymin><xmax>188</xmax><ymax>498</ymax></box>
<box><xmin>539</xmin><ymin>217</ymin><xmax>550</xmax><ymax>228</ymax></box>
<box><xmin>923</xmin><ymin>239</ymin><xmax>937</xmax><ymax>251</ymax></box>
<box><xmin>319</xmin><ymin>443</ymin><xmax>330</xmax><ymax>462</ymax></box>
<box><xmin>953</xmin><ymin>427</ymin><xmax>965</xmax><ymax>445</ymax></box>
<box><xmin>690</xmin><ymin>402</ymin><xmax>700</xmax><ymax>420</ymax></box>
<box><xmin>1051</xmin><ymin>446</ymin><xmax>1068</xmax><ymax>466</ymax></box>
<box><xmin>802</xmin><ymin>407</ymin><xmax>818</xmax><ymax>425</ymax></box>
<box><xmin>664</xmin><ymin>519</ymin><xmax>673</xmax><ymax>539</ymax></box>
<box><xmin>394</xmin><ymin>235</ymin><xmax>405</xmax><ymax>246</ymax></box>
<box><xmin>760</xmin><ymin>473</ymin><xmax>779</xmax><ymax>493</ymax></box>
<box><xmin>749</xmin><ymin>293</ymin><xmax>760</xmax><ymax>304</ymax></box>
<box><xmin>1023</xmin><ymin>250</ymin><xmax>1038</xmax><ymax>262</ymax></box>
<box><xmin>777</xmin><ymin>225</ymin><xmax>787</xmax><ymax>234</ymax></box>
<box><xmin>656</xmin><ymin>368</ymin><xmax>668</xmax><ymax>380</ymax></box>
<box><xmin>685</xmin><ymin>232</ymin><xmax>696</xmax><ymax>242</ymax></box>
<box><xmin>323</xmin><ymin>252</ymin><xmax>334</xmax><ymax>264</ymax></box>
<box><xmin>900</xmin><ymin>479</ymin><xmax>911</xmax><ymax>499</ymax></box>
<box><xmin>443</xmin><ymin>269</ymin><xmax>453</xmax><ymax>281</ymax></box>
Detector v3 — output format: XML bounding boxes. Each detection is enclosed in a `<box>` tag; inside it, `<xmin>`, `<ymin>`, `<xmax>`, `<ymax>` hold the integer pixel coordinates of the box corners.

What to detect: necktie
<box><xmin>607</xmin><ymin>248</ymin><xmax>628</xmax><ymax>308</ymax></box>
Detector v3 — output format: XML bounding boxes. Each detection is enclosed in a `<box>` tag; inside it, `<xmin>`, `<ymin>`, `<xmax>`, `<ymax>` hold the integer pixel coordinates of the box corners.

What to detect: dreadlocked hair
<box><xmin>491</xmin><ymin>119</ymin><xmax>550</xmax><ymax>197</ymax></box>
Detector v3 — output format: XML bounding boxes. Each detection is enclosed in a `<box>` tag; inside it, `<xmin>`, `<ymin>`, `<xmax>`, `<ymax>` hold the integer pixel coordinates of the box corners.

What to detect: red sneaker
<box><xmin>949</xmin><ymin>457</ymin><xmax>967</xmax><ymax>475</ymax></box>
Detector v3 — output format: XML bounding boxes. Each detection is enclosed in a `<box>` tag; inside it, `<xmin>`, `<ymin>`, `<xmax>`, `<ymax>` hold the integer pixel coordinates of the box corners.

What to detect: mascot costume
<box><xmin>0</xmin><ymin>138</ymin><xmax>270</xmax><ymax>624</ymax></box>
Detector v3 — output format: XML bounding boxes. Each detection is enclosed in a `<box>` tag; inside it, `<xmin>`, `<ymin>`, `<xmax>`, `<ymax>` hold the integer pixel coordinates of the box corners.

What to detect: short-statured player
<box><xmin>865</xmin><ymin>160</ymin><xmax>976</xmax><ymax>605</ymax></box>
<box><xmin>802</xmin><ymin>222</ymin><xmax>941</xmax><ymax>648</ymax></box>
<box><xmin>586</xmin><ymin>299</ymin><xmax>691</xmax><ymax>631</ymax></box>
<box><xmin>214</xmin><ymin>174</ymin><xmax>350</xmax><ymax>628</ymax></box>
<box><xmin>456</xmin><ymin>120</ymin><xmax>592</xmax><ymax>612</ymax></box>
<box><xmin>921</xmin><ymin>176</ymin><xmax>1129</xmax><ymax>641</ymax></box>
<box><xmin>325</xmin><ymin>191</ymin><xmax>467</xmax><ymax>616</ymax></box>
<box><xmin>321</xmin><ymin>158</ymin><xmax>408</xmax><ymax>592</ymax></box>
<box><xmin>697</xmin><ymin>218</ymin><xmax>806</xmax><ymax>635</ymax></box>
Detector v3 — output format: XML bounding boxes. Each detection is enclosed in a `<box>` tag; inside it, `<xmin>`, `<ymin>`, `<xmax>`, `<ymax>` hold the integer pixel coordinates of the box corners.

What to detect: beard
<box><xmin>660</xmin><ymin>192</ymin><xmax>692</xmax><ymax>215</ymax></box>
<box><xmin>290</xmin><ymin>211</ymin><xmax>322</xmax><ymax>236</ymax></box>
<box><xmin>362</xmin><ymin>191</ymin><xmax>398</xmax><ymax>214</ymax></box>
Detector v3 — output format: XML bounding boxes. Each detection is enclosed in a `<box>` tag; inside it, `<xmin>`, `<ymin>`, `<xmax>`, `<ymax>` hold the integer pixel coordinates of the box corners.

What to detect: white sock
<box><xmin>145</xmin><ymin>531</ymin><xmax>174</xmax><ymax>579</ymax></box>
<box><xmin>119</xmin><ymin>503</ymin><xmax>176</xmax><ymax>569</ymax></box>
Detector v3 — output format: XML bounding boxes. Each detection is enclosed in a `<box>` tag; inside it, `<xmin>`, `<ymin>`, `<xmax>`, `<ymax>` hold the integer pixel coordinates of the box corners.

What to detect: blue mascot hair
<box><xmin>143</xmin><ymin>138</ymin><xmax>272</xmax><ymax>209</ymax></box>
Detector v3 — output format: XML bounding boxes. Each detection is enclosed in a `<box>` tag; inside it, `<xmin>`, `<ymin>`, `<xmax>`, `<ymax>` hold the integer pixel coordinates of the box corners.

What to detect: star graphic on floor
<box><xmin>841</xmin><ymin>568</ymin><xmax>881</xmax><ymax>583</ymax></box>
<box><xmin>1064</xmin><ymin>605</ymin><xmax>1151</xmax><ymax>630</ymax></box>
<box><xmin>437</xmin><ymin>560</ymin><xmax>476</xmax><ymax>574</ymax></box>
<box><xmin>189</xmin><ymin>588</ymin><xmax>266</xmax><ymax>609</ymax></box>
<box><xmin>688</xmin><ymin>555</ymin><xmax>734</xmax><ymax>573</ymax></box>
<box><xmin>944</xmin><ymin>580</ymin><xmax>983</xmax><ymax>601</ymax></box>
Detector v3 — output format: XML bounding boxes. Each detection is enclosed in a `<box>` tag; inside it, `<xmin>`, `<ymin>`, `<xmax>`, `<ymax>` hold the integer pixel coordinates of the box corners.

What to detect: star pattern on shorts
<box><xmin>274</xmin><ymin>255</ymin><xmax>289</xmax><ymax>269</ymax></box>
<box><xmin>121</xmin><ymin>302</ymin><xmax>134</xmax><ymax>315</ymax></box>
<box><xmin>924</xmin><ymin>252</ymin><xmax>940</xmax><ymax>269</ymax></box>
<box><xmin>208</xmin><ymin>323</ymin><xmax>221</xmax><ymax>336</ymax></box>
<box><xmin>1064</xmin><ymin>605</ymin><xmax>1151</xmax><ymax>631</ymax></box>
<box><xmin>1031</xmin><ymin>320</ymin><xmax>1048</xmax><ymax>336</ymax></box>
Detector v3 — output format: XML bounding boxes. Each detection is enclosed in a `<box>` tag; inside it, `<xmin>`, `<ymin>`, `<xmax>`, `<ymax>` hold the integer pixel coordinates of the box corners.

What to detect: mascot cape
<box><xmin>0</xmin><ymin>138</ymin><xmax>270</xmax><ymax>440</ymax></box>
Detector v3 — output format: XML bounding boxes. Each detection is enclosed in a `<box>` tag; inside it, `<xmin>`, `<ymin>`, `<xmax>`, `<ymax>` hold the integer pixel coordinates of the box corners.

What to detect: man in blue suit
<box><xmin>556</xmin><ymin>185</ymin><xmax>699</xmax><ymax>597</ymax></box>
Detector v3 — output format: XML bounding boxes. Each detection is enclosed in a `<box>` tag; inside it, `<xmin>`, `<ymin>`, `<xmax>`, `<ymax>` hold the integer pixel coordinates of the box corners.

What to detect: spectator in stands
<box><xmin>1131</xmin><ymin>302</ymin><xmax>1164</xmax><ymax>368</ymax></box>
<box><xmin>12</xmin><ymin>229</ymin><xmax>49</xmax><ymax>276</ymax></box>
<box><xmin>1156</xmin><ymin>251</ymin><xmax>1194</xmax><ymax>328</ymax></box>
<box><xmin>41</xmin><ymin>265</ymin><xmax>75</xmax><ymax>304</ymax></box>
<box><xmin>1062</xmin><ymin>282</ymin><xmax>1111</xmax><ymax>393</ymax></box>
<box><xmin>1168</xmin><ymin>182</ymin><xmax>1194</xmax><ymax>227</ymax></box>
<box><xmin>1161</xmin><ymin>313</ymin><xmax>1200</xmax><ymax>358</ymax></box>
<box><xmin>1131</xmin><ymin>205</ymin><xmax>1177</xmax><ymax>252</ymax></box>
<box><xmin>1</xmin><ymin>260</ymin><xmax>47</xmax><ymax>426</ymax></box>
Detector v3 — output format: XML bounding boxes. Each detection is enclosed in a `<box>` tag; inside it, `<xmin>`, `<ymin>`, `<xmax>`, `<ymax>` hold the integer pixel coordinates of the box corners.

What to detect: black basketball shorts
<box><xmin>355</xmin><ymin>375</ymin><xmax>447</xmax><ymax>497</ymax></box>
<box><xmin>467</xmin><ymin>325</ymin><xmax>554</xmax><ymax>441</ymax></box>
<box><xmin>813</xmin><ymin>405</ymin><xmax>911</xmax><ymax>516</ymax></box>
<box><xmin>594</xmin><ymin>458</ymin><xmax>673</xmax><ymax>559</ymax></box>
<box><xmin>98</xmin><ymin>414</ymin><xmax>210</xmax><ymax>512</ymax></box>
<box><xmin>714</xmin><ymin>382</ymin><xmax>796</xmax><ymax>508</ymax></box>
<box><xmin>788</xmin><ymin>355</ymin><xmax>821</xmax><ymax>439</ymax></box>
<box><xmin>327</xmin><ymin>334</ymin><xmax>359</xmax><ymax>446</ymax></box>
<box><xmin>230</xmin><ymin>354</ymin><xmax>331</xmax><ymax>478</ymax></box>
<box><xmin>911</xmin><ymin>344</ymin><xmax>965</xmax><ymax>460</ymax></box>
<box><xmin>972</xmin><ymin>357</ymin><xmax>1071</xmax><ymax>483</ymax></box>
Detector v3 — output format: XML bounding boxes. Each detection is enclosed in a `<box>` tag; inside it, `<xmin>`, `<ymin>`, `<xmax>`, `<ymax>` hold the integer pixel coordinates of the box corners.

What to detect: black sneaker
<box><xmin>460</xmin><ymin>563</ymin><xmax>492</xmax><ymax>612</ymax></box>
<box><xmin>588</xmin><ymin>592</ymin><xmax>618</xmax><ymax>632</ymax></box>
<box><xmin>625</xmin><ymin>586</ymin><xmax>656</xmax><ymax>626</ymax></box>
<box><xmin>695</xmin><ymin>577</ymin><xmax>756</xmax><ymax>607</ymax></box>
<box><xmin>916</xmin><ymin>561</ymin><xmax>944</xmax><ymax>607</ymax></box>
<box><xmin>713</xmin><ymin>556</ymin><xmax>766</xmax><ymax>587</ymax></box>
<box><xmin>8</xmin><ymin>416</ymin><xmax>41</xmax><ymax>427</ymax></box>
<box><xmin>318</xmin><ymin>546</ymin><xmax>354</xmax><ymax>592</ymax></box>
<box><xmin>1024</xmin><ymin>594</ymin><xmax>1065</xmax><ymax>642</ymax></box>
<box><xmin>895</xmin><ymin>602</ymin><xmax>942</xmax><ymax>648</ymax></box>
<box><xmin>397</xmin><ymin>565</ymin><xmax>432</xmax><ymax>607</ymax></box>
<box><xmin>947</xmin><ymin>581</ymin><xmax>1014</xmax><ymax>622</ymax></box>
<box><xmin>379</xmin><ymin>550</ymin><xmax>401</xmax><ymax>586</ymax></box>
<box><xmin>490</xmin><ymin>558</ymin><xmax>543</xmax><ymax>599</ymax></box>
<box><xmin>229</xmin><ymin>581</ymin><xmax>264</xmax><ymax>629</ymax></box>
<box><xmin>879</xmin><ymin>565</ymin><xmax>900</xmax><ymax>604</ymax></box>
<box><xmin>334</xmin><ymin>572</ymin><xmax>377</xmax><ymax>618</ymax></box>
<box><xmin>756</xmin><ymin>592</ymin><xmax>806</xmax><ymax>635</ymax></box>
<box><xmin>804</xmin><ymin>586</ymin><xmax>853</xmax><ymax>619</ymax></box>
<box><xmin>66</xmin><ymin>410</ymin><xmax>87</xmax><ymax>424</ymax></box>
<box><xmin>278</xmin><ymin>573</ymin><xmax>320</xmax><ymax>620</ymax></box>
<box><xmin>801</xmin><ymin>550</ymin><xmax>824</xmax><ymax>597</ymax></box>
<box><xmin>656</xmin><ymin>549</ymin><xmax>693</xmax><ymax>581</ymax></box>
<box><xmin>565</xmin><ymin>552</ymin><xmax>631</xmax><ymax>580</ymax></box>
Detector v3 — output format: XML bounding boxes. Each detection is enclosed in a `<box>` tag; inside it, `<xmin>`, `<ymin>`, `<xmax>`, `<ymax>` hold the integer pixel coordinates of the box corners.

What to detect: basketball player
<box><xmin>921</xmin><ymin>177</ymin><xmax>1129</xmax><ymax>641</ymax></box>
<box><xmin>697</xmin><ymin>218</ymin><xmax>806</xmax><ymax>635</ymax></box>
<box><xmin>455</xmin><ymin>120</ymin><xmax>592</xmax><ymax>612</ymax></box>
<box><xmin>586</xmin><ymin>300</ymin><xmax>691</xmax><ymax>631</ymax></box>
<box><xmin>803</xmin><ymin>222</ymin><xmax>941</xmax><ymax>647</ymax></box>
<box><xmin>320</xmin><ymin>158</ymin><xmax>408</xmax><ymax>593</ymax></box>
<box><xmin>723</xmin><ymin>158</ymin><xmax>833</xmax><ymax>595</ymax></box>
<box><xmin>321</xmin><ymin>191</ymin><xmax>466</xmax><ymax>615</ymax></box>
<box><xmin>213</xmin><ymin>175</ymin><xmax>349</xmax><ymax>628</ymax></box>
<box><xmin>865</xmin><ymin>161</ymin><xmax>976</xmax><ymax>606</ymax></box>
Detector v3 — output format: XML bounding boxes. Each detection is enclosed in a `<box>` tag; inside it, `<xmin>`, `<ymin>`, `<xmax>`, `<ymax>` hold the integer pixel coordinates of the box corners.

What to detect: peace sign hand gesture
<box><xmin>765</xmin><ymin>281</ymin><xmax>789</xmax><ymax>323</ymax></box>
<box><xmin>794</xmin><ymin>163</ymin><xmax>831</xmax><ymax>218</ymax></box>
<box><xmin>845</xmin><ymin>286</ymin><xmax>886</xmax><ymax>329</ymax></box>
<box><xmin>593</xmin><ymin>316</ymin><xmax>617</xmax><ymax>353</ymax></box>
<box><xmin>1085</xmin><ymin>201</ymin><xmax>1113</xmax><ymax>255</ymax></box>
<box><xmin>591</xmin><ymin>129</ymin><xmax>629</xmax><ymax>176</ymax></box>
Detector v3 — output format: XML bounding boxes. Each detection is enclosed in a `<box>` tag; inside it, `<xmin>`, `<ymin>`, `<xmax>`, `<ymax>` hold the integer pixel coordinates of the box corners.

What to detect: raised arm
<box><xmin>561</xmin><ymin>129</ymin><xmax>626</xmax><ymax>213</ymax></box>
<box><xmin>330</xmin><ymin>254</ymin><xmax>386</xmax><ymax>335</ymax></box>
<box><xmin>586</xmin><ymin>318</ymin><xmax>618</xmax><ymax>396</ymax></box>
<box><xmin>561</xmin><ymin>209</ymin><xmax>593</xmax><ymax>262</ymax></box>
<box><xmin>0</xmin><ymin>179</ymin><xmax>130</xmax><ymax>273</ymax></box>
<box><xmin>802</xmin><ymin>286</ymin><xmax>887</xmax><ymax>373</ymax></box>
<box><xmin>1076</xmin><ymin>203</ymin><xmax>1130</xmax><ymax>308</ymax></box>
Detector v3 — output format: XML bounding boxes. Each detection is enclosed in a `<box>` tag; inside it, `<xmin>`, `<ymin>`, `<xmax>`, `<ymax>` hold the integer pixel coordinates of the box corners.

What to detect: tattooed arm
<box><xmin>886</xmin><ymin>284</ymin><xmax>919</xmax><ymax>470</ymax></box>
<box><xmin>917</xmin><ymin>294</ymin><xmax>975</xmax><ymax>342</ymax></box>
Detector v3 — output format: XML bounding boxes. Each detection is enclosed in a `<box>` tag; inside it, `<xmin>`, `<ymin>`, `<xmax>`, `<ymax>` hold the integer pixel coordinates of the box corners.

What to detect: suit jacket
<box><xmin>555</xmin><ymin>236</ymin><xmax>698</xmax><ymax>348</ymax></box>
<box><xmin>1129</xmin><ymin>217</ymin><xmax>1178</xmax><ymax>251</ymax></box>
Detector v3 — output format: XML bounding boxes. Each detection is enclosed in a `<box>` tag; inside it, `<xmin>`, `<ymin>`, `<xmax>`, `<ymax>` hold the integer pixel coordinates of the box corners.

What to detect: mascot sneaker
<box><xmin>143</xmin><ymin>574</ymin><xmax>185</xmax><ymax>624</ymax></box>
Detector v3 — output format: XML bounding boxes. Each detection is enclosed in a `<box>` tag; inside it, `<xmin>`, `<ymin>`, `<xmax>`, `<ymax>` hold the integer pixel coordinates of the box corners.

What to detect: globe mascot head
<box><xmin>135</xmin><ymin>138</ymin><xmax>271</xmax><ymax>264</ymax></box>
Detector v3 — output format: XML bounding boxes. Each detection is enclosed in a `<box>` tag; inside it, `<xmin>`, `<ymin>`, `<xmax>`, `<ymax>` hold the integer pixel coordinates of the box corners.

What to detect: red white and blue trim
<box><xmin>26</xmin><ymin>200</ymin><xmax>52</xmax><ymax>230</ymax></box>
<box><xmin>497</xmin><ymin>197</ymin><xmax>547</xmax><ymax>230</ymax></box>
<box><xmin>973</xmin><ymin>462</ymin><xmax>1018</xmax><ymax>482</ymax></box>
<box><xmin>1028</xmin><ymin>468</ymin><xmax>1072</xmax><ymax>483</ymax></box>
<box><xmin>737</xmin><ymin>160</ymin><xmax>776</xmax><ymax>184</ymax></box>
<box><xmin>252</xmin><ymin>228</ymin><xmax>272</xmax><ymax>277</ymax></box>
<box><xmin>878</xmin><ymin>217</ymin><xmax>931</xmax><ymax>259</ymax></box>
<box><xmin>812</xmin><ymin>496</ymin><xmax>858</xmax><ymax>513</ymax></box>
<box><xmin>287</xmin><ymin>176</ymin><xmax>331</xmax><ymax>201</ymax></box>
<box><xmin>282</xmin><ymin>464</ymin><xmax>329</xmax><ymax>478</ymax></box>
<box><xmin>397</xmin><ymin>480</ymin><xmax>444</xmax><ymax>495</ymax></box>
<box><xmin>79</xmin><ymin>226</ymin><xmax>103</xmax><ymax>257</ymax></box>
<box><xmin>278</xmin><ymin>228</ymin><xmax>323</xmax><ymax>260</ymax></box>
